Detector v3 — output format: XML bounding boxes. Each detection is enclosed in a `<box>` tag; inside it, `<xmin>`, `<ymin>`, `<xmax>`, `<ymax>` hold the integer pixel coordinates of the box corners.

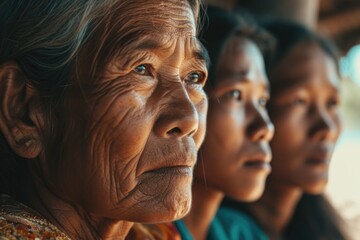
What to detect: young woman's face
<box><xmin>194</xmin><ymin>36</ymin><xmax>274</xmax><ymax>201</ymax></box>
<box><xmin>268</xmin><ymin>41</ymin><xmax>341</xmax><ymax>194</ymax></box>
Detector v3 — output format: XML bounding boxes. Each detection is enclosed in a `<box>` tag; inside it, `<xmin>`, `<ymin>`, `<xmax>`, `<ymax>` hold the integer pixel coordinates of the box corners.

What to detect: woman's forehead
<box><xmin>110</xmin><ymin>0</ymin><xmax>196</xmax><ymax>36</ymax></box>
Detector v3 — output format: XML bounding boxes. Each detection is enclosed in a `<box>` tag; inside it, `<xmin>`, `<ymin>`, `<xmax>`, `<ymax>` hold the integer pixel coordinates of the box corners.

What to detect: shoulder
<box><xmin>127</xmin><ymin>223</ymin><xmax>181</xmax><ymax>240</ymax></box>
<box><xmin>0</xmin><ymin>194</ymin><xmax>70</xmax><ymax>240</ymax></box>
<box><xmin>173</xmin><ymin>220</ymin><xmax>193</xmax><ymax>240</ymax></box>
<box><xmin>214</xmin><ymin>207</ymin><xmax>269</xmax><ymax>240</ymax></box>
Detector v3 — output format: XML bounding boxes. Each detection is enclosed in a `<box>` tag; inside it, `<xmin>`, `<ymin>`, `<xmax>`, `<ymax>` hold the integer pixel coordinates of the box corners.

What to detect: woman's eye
<box><xmin>185</xmin><ymin>72</ymin><xmax>204</xmax><ymax>84</ymax></box>
<box><xmin>292</xmin><ymin>97</ymin><xmax>307</xmax><ymax>106</ymax></box>
<box><xmin>327</xmin><ymin>97</ymin><xmax>339</xmax><ymax>109</ymax></box>
<box><xmin>133</xmin><ymin>64</ymin><xmax>151</xmax><ymax>76</ymax></box>
<box><xmin>226</xmin><ymin>90</ymin><xmax>242</xmax><ymax>101</ymax></box>
<box><xmin>259</xmin><ymin>97</ymin><xmax>268</xmax><ymax>108</ymax></box>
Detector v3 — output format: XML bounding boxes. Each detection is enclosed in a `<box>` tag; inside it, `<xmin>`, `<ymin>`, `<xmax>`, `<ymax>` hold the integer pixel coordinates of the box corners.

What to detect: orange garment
<box><xmin>0</xmin><ymin>194</ymin><xmax>70</xmax><ymax>240</ymax></box>
<box><xmin>127</xmin><ymin>223</ymin><xmax>181</xmax><ymax>240</ymax></box>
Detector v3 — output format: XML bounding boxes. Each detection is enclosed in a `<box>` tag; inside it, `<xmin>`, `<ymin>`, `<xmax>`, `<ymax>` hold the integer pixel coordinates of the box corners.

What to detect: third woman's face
<box><xmin>268</xmin><ymin>42</ymin><xmax>341</xmax><ymax>194</ymax></box>
<box><xmin>194</xmin><ymin>36</ymin><xmax>274</xmax><ymax>201</ymax></box>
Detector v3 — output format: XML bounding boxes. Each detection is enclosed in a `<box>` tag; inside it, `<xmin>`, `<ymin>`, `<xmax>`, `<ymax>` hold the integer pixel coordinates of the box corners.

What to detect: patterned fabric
<box><xmin>127</xmin><ymin>223</ymin><xmax>181</xmax><ymax>240</ymax></box>
<box><xmin>0</xmin><ymin>194</ymin><xmax>70</xmax><ymax>240</ymax></box>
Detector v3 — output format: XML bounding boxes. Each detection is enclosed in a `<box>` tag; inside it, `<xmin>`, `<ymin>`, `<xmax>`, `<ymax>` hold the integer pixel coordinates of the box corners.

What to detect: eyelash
<box><xmin>292</xmin><ymin>97</ymin><xmax>308</xmax><ymax>106</ymax></box>
<box><xmin>184</xmin><ymin>71</ymin><xmax>206</xmax><ymax>85</ymax></box>
<box><xmin>133</xmin><ymin>64</ymin><xmax>206</xmax><ymax>86</ymax></box>
<box><xmin>225</xmin><ymin>90</ymin><xmax>242</xmax><ymax>101</ymax></box>
<box><xmin>259</xmin><ymin>97</ymin><xmax>268</xmax><ymax>108</ymax></box>
<box><xmin>133</xmin><ymin>64</ymin><xmax>152</xmax><ymax>76</ymax></box>
<box><xmin>327</xmin><ymin>97</ymin><xmax>339</xmax><ymax>109</ymax></box>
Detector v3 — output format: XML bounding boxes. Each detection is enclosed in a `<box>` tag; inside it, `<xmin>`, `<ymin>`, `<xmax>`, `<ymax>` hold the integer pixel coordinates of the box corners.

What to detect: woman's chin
<box><xmin>123</xmin><ymin>177</ymin><xmax>193</xmax><ymax>223</ymax></box>
<box><xmin>227</xmin><ymin>179</ymin><xmax>266</xmax><ymax>202</ymax></box>
<box><xmin>302</xmin><ymin>180</ymin><xmax>328</xmax><ymax>195</ymax></box>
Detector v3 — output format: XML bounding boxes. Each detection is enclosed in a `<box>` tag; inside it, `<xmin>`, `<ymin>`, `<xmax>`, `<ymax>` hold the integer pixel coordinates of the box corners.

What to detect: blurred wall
<box><xmin>206</xmin><ymin>0</ymin><xmax>319</xmax><ymax>29</ymax></box>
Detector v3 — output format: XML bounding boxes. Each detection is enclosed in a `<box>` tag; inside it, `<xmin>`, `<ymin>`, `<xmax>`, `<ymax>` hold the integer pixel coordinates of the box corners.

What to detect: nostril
<box><xmin>167</xmin><ymin>127</ymin><xmax>182</xmax><ymax>136</ymax></box>
<box><xmin>187</xmin><ymin>129</ymin><xmax>196</xmax><ymax>137</ymax></box>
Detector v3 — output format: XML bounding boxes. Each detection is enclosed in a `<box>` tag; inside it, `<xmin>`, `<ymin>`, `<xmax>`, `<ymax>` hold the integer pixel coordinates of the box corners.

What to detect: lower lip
<box><xmin>306</xmin><ymin>158</ymin><xmax>330</xmax><ymax>166</ymax></box>
<box><xmin>148</xmin><ymin>166</ymin><xmax>193</xmax><ymax>176</ymax></box>
<box><xmin>243</xmin><ymin>161</ymin><xmax>271</xmax><ymax>172</ymax></box>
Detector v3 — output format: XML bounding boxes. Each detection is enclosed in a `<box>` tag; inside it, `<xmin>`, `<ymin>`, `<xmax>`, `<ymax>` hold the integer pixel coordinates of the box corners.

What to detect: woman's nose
<box><xmin>247</xmin><ymin>105</ymin><xmax>275</xmax><ymax>142</ymax></box>
<box><xmin>154</xmin><ymin>85</ymin><xmax>199</xmax><ymax>139</ymax></box>
<box><xmin>309</xmin><ymin>107</ymin><xmax>340</xmax><ymax>142</ymax></box>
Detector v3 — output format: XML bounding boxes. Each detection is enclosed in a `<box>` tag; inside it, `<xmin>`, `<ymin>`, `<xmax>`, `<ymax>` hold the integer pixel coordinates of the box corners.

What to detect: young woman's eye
<box><xmin>133</xmin><ymin>64</ymin><xmax>151</xmax><ymax>76</ymax></box>
<box><xmin>185</xmin><ymin>72</ymin><xmax>205</xmax><ymax>84</ymax></box>
<box><xmin>225</xmin><ymin>90</ymin><xmax>242</xmax><ymax>101</ymax></box>
<box><xmin>292</xmin><ymin>97</ymin><xmax>307</xmax><ymax>106</ymax></box>
<box><xmin>259</xmin><ymin>97</ymin><xmax>268</xmax><ymax>108</ymax></box>
<box><xmin>327</xmin><ymin>97</ymin><xmax>339</xmax><ymax>109</ymax></box>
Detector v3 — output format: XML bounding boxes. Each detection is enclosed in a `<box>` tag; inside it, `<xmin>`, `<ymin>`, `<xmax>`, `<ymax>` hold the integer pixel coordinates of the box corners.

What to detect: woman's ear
<box><xmin>0</xmin><ymin>61</ymin><xmax>44</xmax><ymax>159</ymax></box>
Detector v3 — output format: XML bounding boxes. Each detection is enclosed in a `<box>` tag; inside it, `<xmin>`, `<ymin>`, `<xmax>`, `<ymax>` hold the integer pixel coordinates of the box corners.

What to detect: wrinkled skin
<box><xmin>49</xmin><ymin>2</ymin><xmax>208</xmax><ymax>223</ymax></box>
<box><xmin>194</xmin><ymin>36</ymin><xmax>274</xmax><ymax>201</ymax></box>
<box><xmin>0</xmin><ymin>0</ymin><xmax>208</xmax><ymax>239</ymax></box>
<box><xmin>268</xmin><ymin>41</ymin><xmax>341</xmax><ymax>194</ymax></box>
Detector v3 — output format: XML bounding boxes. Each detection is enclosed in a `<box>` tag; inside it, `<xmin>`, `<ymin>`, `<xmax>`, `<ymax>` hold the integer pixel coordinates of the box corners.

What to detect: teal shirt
<box><xmin>174</xmin><ymin>207</ymin><xmax>268</xmax><ymax>240</ymax></box>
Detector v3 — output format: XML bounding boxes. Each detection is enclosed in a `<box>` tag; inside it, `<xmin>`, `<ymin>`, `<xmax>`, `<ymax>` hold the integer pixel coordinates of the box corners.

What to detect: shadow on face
<box><xmin>194</xmin><ymin>36</ymin><xmax>274</xmax><ymax>201</ymax></box>
<box><xmin>0</xmin><ymin>0</ymin><xmax>209</xmax><ymax>223</ymax></box>
<box><xmin>268</xmin><ymin>41</ymin><xmax>342</xmax><ymax>194</ymax></box>
<box><xmin>59</xmin><ymin>0</ymin><xmax>210</xmax><ymax>223</ymax></box>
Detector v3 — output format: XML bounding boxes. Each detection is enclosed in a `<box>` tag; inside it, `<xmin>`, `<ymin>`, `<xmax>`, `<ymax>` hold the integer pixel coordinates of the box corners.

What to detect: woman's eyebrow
<box><xmin>193</xmin><ymin>44</ymin><xmax>210</xmax><ymax>67</ymax></box>
<box><xmin>126</xmin><ymin>38</ymin><xmax>209</xmax><ymax>66</ymax></box>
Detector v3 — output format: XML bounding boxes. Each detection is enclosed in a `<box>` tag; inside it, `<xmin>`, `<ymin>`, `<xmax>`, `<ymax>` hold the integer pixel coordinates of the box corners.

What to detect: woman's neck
<box><xmin>25</xmin><ymin>174</ymin><xmax>133</xmax><ymax>240</ymax></box>
<box><xmin>182</xmin><ymin>181</ymin><xmax>224</xmax><ymax>240</ymax></box>
<box><xmin>246</xmin><ymin>181</ymin><xmax>302</xmax><ymax>237</ymax></box>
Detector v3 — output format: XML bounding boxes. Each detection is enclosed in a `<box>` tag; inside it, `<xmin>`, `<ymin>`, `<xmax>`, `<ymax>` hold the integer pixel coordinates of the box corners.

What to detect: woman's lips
<box><xmin>242</xmin><ymin>151</ymin><xmax>272</xmax><ymax>172</ymax></box>
<box><xmin>243</xmin><ymin>159</ymin><xmax>271</xmax><ymax>172</ymax></box>
<box><xmin>147</xmin><ymin>166</ymin><xmax>193</xmax><ymax>176</ymax></box>
<box><xmin>306</xmin><ymin>146</ymin><xmax>334</xmax><ymax>167</ymax></box>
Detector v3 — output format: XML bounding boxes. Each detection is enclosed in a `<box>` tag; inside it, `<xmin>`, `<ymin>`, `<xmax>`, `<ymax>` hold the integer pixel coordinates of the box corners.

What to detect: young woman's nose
<box><xmin>247</xmin><ymin>104</ymin><xmax>275</xmax><ymax>142</ymax></box>
<box><xmin>309</xmin><ymin>107</ymin><xmax>341</xmax><ymax>142</ymax></box>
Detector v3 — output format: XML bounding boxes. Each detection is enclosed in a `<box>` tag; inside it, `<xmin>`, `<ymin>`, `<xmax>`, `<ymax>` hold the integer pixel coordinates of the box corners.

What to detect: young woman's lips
<box><xmin>306</xmin><ymin>154</ymin><xmax>331</xmax><ymax>167</ymax></box>
<box><xmin>306</xmin><ymin>146</ymin><xmax>334</xmax><ymax>167</ymax></box>
<box><xmin>242</xmin><ymin>151</ymin><xmax>272</xmax><ymax>172</ymax></box>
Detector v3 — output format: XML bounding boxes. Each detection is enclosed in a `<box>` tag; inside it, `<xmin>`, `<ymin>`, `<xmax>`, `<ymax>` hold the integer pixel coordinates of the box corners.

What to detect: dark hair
<box><xmin>200</xmin><ymin>6</ymin><xmax>274</xmax><ymax>87</ymax></box>
<box><xmin>266</xmin><ymin>20</ymin><xmax>349</xmax><ymax>240</ymax></box>
<box><xmin>263</xmin><ymin>19</ymin><xmax>340</xmax><ymax>74</ymax></box>
<box><xmin>0</xmin><ymin>0</ymin><xmax>203</xmax><ymax>199</ymax></box>
<box><xmin>223</xmin><ymin>20</ymin><xmax>350</xmax><ymax>240</ymax></box>
<box><xmin>285</xmin><ymin>194</ymin><xmax>351</xmax><ymax>240</ymax></box>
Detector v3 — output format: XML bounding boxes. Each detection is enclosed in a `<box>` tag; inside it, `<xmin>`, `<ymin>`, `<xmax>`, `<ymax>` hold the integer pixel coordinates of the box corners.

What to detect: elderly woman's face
<box><xmin>268</xmin><ymin>42</ymin><xmax>341</xmax><ymax>194</ymax></box>
<box><xmin>42</xmin><ymin>0</ymin><xmax>208</xmax><ymax>222</ymax></box>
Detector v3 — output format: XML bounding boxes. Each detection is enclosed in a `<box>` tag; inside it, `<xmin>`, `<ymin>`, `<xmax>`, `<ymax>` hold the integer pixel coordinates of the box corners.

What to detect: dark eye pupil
<box><xmin>259</xmin><ymin>98</ymin><xmax>267</xmax><ymax>106</ymax></box>
<box><xmin>189</xmin><ymin>73</ymin><xmax>199</xmax><ymax>82</ymax></box>
<box><xmin>231</xmin><ymin>90</ymin><xmax>241</xmax><ymax>100</ymax></box>
<box><xmin>295</xmin><ymin>99</ymin><xmax>304</xmax><ymax>104</ymax></box>
<box><xmin>134</xmin><ymin>65</ymin><xmax>146</xmax><ymax>74</ymax></box>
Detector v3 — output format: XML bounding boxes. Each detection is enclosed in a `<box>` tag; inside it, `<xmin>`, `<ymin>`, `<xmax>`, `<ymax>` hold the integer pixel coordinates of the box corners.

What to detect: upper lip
<box><xmin>240</xmin><ymin>143</ymin><xmax>272</xmax><ymax>165</ymax></box>
<box><xmin>307</xmin><ymin>144</ymin><xmax>334</xmax><ymax>162</ymax></box>
<box><xmin>137</xmin><ymin>140</ymin><xmax>197</xmax><ymax>175</ymax></box>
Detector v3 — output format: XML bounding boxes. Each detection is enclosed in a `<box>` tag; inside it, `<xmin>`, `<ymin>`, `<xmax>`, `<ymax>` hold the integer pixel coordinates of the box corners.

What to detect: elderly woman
<box><xmin>0</xmin><ymin>0</ymin><xmax>208</xmax><ymax>239</ymax></box>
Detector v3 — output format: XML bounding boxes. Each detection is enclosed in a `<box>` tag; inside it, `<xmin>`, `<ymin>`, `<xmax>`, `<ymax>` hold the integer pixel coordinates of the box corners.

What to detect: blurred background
<box><xmin>206</xmin><ymin>0</ymin><xmax>360</xmax><ymax>236</ymax></box>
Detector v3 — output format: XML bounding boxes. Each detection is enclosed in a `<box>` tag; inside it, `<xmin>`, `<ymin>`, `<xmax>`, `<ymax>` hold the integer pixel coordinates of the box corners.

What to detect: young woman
<box><xmin>174</xmin><ymin>6</ymin><xmax>275</xmax><ymax>239</ymax></box>
<box><xmin>225</xmin><ymin>20</ymin><xmax>351</xmax><ymax>240</ymax></box>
